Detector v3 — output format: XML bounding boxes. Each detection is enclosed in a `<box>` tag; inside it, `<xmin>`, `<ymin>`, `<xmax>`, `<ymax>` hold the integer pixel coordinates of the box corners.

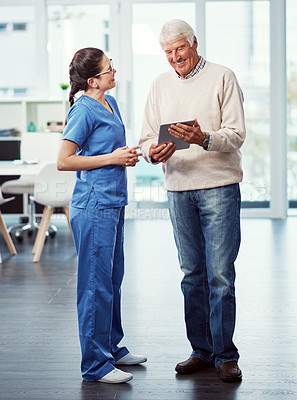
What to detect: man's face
<box><xmin>163</xmin><ymin>37</ymin><xmax>200</xmax><ymax>78</ymax></box>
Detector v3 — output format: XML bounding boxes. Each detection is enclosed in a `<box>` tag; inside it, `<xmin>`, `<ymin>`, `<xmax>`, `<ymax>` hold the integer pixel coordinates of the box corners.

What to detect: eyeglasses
<box><xmin>93</xmin><ymin>59</ymin><xmax>113</xmax><ymax>78</ymax></box>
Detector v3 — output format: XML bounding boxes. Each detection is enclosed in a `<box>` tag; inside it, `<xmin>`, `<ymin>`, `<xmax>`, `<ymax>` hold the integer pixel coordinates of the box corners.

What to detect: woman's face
<box><xmin>95</xmin><ymin>55</ymin><xmax>117</xmax><ymax>91</ymax></box>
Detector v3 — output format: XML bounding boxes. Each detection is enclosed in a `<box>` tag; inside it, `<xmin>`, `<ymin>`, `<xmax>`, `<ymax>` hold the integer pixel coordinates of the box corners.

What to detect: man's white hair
<box><xmin>159</xmin><ymin>19</ymin><xmax>195</xmax><ymax>48</ymax></box>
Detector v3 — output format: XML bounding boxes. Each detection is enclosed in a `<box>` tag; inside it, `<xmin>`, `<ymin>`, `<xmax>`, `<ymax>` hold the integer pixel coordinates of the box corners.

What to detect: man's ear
<box><xmin>193</xmin><ymin>36</ymin><xmax>198</xmax><ymax>49</ymax></box>
<box><xmin>87</xmin><ymin>77</ymin><xmax>98</xmax><ymax>88</ymax></box>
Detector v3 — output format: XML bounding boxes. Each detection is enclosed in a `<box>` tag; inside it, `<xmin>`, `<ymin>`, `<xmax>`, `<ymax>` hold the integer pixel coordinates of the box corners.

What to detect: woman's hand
<box><xmin>112</xmin><ymin>145</ymin><xmax>142</xmax><ymax>167</ymax></box>
<box><xmin>57</xmin><ymin>140</ymin><xmax>142</xmax><ymax>171</ymax></box>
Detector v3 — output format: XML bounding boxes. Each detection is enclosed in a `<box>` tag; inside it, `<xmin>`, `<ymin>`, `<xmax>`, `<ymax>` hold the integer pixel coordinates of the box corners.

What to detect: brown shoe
<box><xmin>218</xmin><ymin>361</ymin><xmax>242</xmax><ymax>382</ymax></box>
<box><xmin>175</xmin><ymin>357</ymin><xmax>211</xmax><ymax>375</ymax></box>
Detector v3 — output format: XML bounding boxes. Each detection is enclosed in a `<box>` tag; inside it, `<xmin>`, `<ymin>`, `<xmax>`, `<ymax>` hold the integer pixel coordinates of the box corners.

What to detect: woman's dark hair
<box><xmin>68</xmin><ymin>47</ymin><xmax>105</xmax><ymax>107</ymax></box>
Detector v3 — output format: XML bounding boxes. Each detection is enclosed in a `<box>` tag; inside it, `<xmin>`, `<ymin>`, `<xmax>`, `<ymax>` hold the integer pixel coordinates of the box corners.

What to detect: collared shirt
<box><xmin>176</xmin><ymin>56</ymin><xmax>212</xmax><ymax>151</ymax></box>
<box><xmin>177</xmin><ymin>56</ymin><xmax>206</xmax><ymax>80</ymax></box>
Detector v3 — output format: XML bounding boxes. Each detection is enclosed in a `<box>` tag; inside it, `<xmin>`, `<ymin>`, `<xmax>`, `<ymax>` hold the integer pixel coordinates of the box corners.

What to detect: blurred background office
<box><xmin>0</xmin><ymin>0</ymin><xmax>296</xmax><ymax>220</ymax></box>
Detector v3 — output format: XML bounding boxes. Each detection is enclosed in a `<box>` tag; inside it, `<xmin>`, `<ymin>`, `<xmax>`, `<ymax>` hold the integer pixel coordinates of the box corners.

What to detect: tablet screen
<box><xmin>158</xmin><ymin>120</ymin><xmax>194</xmax><ymax>150</ymax></box>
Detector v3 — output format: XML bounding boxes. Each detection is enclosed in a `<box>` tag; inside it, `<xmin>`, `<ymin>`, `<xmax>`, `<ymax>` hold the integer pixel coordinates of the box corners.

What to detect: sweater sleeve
<box><xmin>208</xmin><ymin>71</ymin><xmax>246</xmax><ymax>152</ymax></box>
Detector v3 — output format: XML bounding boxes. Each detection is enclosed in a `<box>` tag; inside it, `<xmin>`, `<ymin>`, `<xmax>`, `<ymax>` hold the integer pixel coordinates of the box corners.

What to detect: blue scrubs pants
<box><xmin>70</xmin><ymin>189</ymin><xmax>129</xmax><ymax>381</ymax></box>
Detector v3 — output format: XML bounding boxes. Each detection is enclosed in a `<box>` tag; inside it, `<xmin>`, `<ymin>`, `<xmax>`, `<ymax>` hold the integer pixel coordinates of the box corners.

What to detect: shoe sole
<box><xmin>115</xmin><ymin>358</ymin><xmax>147</xmax><ymax>365</ymax></box>
<box><xmin>218</xmin><ymin>366</ymin><xmax>242</xmax><ymax>382</ymax></box>
<box><xmin>98</xmin><ymin>375</ymin><xmax>133</xmax><ymax>384</ymax></box>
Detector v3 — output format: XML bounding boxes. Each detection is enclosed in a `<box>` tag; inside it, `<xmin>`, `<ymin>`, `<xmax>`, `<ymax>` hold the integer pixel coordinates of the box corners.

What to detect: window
<box><xmin>13</xmin><ymin>88</ymin><xmax>28</xmax><ymax>96</ymax></box>
<box><xmin>0</xmin><ymin>6</ymin><xmax>36</xmax><ymax>98</ymax></box>
<box><xmin>206</xmin><ymin>1</ymin><xmax>271</xmax><ymax>207</ymax></box>
<box><xmin>287</xmin><ymin>0</ymin><xmax>297</xmax><ymax>209</ymax></box>
<box><xmin>0</xmin><ymin>0</ymin><xmax>288</xmax><ymax>217</ymax></box>
<box><xmin>132</xmin><ymin>2</ymin><xmax>195</xmax><ymax>204</ymax></box>
<box><xmin>0</xmin><ymin>23</ymin><xmax>8</xmax><ymax>33</ymax></box>
<box><xmin>13</xmin><ymin>23</ymin><xmax>26</xmax><ymax>31</ymax></box>
<box><xmin>0</xmin><ymin>88</ymin><xmax>9</xmax><ymax>97</ymax></box>
<box><xmin>47</xmin><ymin>4</ymin><xmax>110</xmax><ymax>99</ymax></box>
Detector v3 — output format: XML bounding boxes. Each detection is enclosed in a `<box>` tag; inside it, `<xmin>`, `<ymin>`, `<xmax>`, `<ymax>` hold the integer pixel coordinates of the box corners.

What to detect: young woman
<box><xmin>57</xmin><ymin>47</ymin><xmax>146</xmax><ymax>384</ymax></box>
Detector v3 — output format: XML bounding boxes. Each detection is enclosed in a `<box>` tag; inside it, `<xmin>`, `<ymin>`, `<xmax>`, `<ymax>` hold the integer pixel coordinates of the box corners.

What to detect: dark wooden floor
<box><xmin>1</xmin><ymin>215</ymin><xmax>297</xmax><ymax>399</ymax></box>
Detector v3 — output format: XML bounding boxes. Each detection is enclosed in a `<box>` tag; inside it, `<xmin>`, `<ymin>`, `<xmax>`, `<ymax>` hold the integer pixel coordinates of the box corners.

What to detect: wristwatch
<box><xmin>202</xmin><ymin>132</ymin><xmax>210</xmax><ymax>150</ymax></box>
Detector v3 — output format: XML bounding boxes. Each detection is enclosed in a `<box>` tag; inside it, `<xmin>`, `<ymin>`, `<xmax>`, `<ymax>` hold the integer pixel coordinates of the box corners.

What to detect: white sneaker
<box><xmin>98</xmin><ymin>368</ymin><xmax>133</xmax><ymax>384</ymax></box>
<box><xmin>115</xmin><ymin>352</ymin><xmax>147</xmax><ymax>365</ymax></box>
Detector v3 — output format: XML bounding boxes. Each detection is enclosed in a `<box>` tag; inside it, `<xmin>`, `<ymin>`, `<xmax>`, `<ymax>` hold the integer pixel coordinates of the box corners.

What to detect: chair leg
<box><xmin>32</xmin><ymin>209</ymin><xmax>48</xmax><ymax>255</ymax></box>
<box><xmin>15</xmin><ymin>196</ymin><xmax>38</xmax><ymax>241</ymax></box>
<box><xmin>33</xmin><ymin>206</ymin><xmax>53</xmax><ymax>263</ymax></box>
<box><xmin>63</xmin><ymin>207</ymin><xmax>74</xmax><ymax>242</ymax></box>
<box><xmin>0</xmin><ymin>211</ymin><xmax>17</xmax><ymax>255</ymax></box>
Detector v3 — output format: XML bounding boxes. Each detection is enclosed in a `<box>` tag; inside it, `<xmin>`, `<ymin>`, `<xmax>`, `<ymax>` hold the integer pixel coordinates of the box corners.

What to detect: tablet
<box><xmin>158</xmin><ymin>120</ymin><xmax>194</xmax><ymax>150</ymax></box>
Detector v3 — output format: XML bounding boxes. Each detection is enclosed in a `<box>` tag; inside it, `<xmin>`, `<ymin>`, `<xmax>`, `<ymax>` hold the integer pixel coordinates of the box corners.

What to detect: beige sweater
<box><xmin>139</xmin><ymin>61</ymin><xmax>246</xmax><ymax>191</ymax></box>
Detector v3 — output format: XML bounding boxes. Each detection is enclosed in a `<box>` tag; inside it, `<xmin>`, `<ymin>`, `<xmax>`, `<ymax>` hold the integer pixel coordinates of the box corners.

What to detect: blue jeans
<box><xmin>70</xmin><ymin>190</ymin><xmax>129</xmax><ymax>381</ymax></box>
<box><xmin>167</xmin><ymin>184</ymin><xmax>241</xmax><ymax>368</ymax></box>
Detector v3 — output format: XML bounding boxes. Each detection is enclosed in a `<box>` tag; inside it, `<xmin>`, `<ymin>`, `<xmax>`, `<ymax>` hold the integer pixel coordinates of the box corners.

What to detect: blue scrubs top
<box><xmin>62</xmin><ymin>94</ymin><xmax>128</xmax><ymax>209</ymax></box>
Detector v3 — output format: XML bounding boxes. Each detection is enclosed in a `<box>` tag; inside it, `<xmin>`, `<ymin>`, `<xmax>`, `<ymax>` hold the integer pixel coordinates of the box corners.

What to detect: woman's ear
<box><xmin>87</xmin><ymin>77</ymin><xmax>98</xmax><ymax>89</ymax></box>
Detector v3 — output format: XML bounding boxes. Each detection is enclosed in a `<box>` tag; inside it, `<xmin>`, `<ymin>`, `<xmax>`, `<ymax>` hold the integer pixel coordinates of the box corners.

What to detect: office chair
<box><xmin>1</xmin><ymin>176</ymin><xmax>36</xmax><ymax>242</ymax></box>
<box><xmin>0</xmin><ymin>188</ymin><xmax>17</xmax><ymax>262</ymax></box>
<box><xmin>0</xmin><ymin>138</ymin><xmax>32</xmax><ymax>242</ymax></box>
<box><xmin>32</xmin><ymin>163</ymin><xmax>75</xmax><ymax>263</ymax></box>
<box><xmin>1</xmin><ymin>133</ymin><xmax>60</xmax><ymax>242</ymax></box>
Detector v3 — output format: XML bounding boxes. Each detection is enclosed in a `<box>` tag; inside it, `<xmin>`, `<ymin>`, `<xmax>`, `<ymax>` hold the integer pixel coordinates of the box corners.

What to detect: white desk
<box><xmin>0</xmin><ymin>161</ymin><xmax>46</xmax><ymax>177</ymax></box>
<box><xmin>0</xmin><ymin>161</ymin><xmax>47</xmax><ymax>215</ymax></box>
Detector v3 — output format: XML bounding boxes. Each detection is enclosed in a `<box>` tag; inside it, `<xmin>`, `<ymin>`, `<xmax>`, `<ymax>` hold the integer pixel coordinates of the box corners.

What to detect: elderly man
<box><xmin>139</xmin><ymin>19</ymin><xmax>245</xmax><ymax>382</ymax></box>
